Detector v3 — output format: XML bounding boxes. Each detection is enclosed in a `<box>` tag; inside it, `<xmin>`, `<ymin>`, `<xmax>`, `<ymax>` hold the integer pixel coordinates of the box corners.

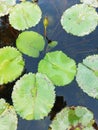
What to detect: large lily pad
<box><xmin>0</xmin><ymin>98</ymin><xmax>18</xmax><ymax>130</ymax></box>
<box><xmin>49</xmin><ymin>106</ymin><xmax>95</xmax><ymax>130</ymax></box>
<box><xmin>76</xmin><ymin>55</ymin><xmax>98</xmax><ymax>99</ymax></box>
<box><xmin>12</xmin><ymin>73</ymin><xmax>55</xmax><ymax>120</ymax></box>
<box><xmin>80</xmin><ymin>0</ymin><xmax>98</xmax><ymax>8</ymax></box>
<box><xmin>61</xmin><ymin>4</ymin><xmax>98</xmax><ymax>36</ymax></box>
<box><xmin>1</xmin><ymin>0</ymin><xmax>16</xmax><ymax>5</ymax></box>
<box><xmin>0</xmin><ymin>0</ymin><xmax>16</xmax><ymax>17</ymax></box>
<box><xmin>9</xmin><ymin>1</ymin><xmax>42</xmax><ymax>30</ymax></box>
<box><xmin>38</xmin><ymin>51</ymin><xmax>76</xmax><ymax>86</ymax></box>
<box><xmin>16</xmin><ymin>31</ymin><xmax>45</xmax><ymax>58</ymax></box>
<box><xmin>0</xmin><ymin>46</ymin><xmax>25</xmax><ymax>85</ymax></box>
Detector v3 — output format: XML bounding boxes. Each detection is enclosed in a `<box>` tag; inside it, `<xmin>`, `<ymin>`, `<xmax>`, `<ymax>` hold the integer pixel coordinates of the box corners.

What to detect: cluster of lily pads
<box><xmin>0</xmin><ymin>0</ymin><xmax>98</xmax><ymax>130</ymax></box>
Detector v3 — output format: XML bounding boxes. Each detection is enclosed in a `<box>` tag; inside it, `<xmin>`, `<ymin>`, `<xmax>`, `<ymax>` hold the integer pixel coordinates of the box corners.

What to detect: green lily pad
<box><xmin>0</xmin><ymin>46</ymin><xmax>25</xmax><ymax>85</ymax></box>
<box><xmin>0</xmin><ymin>98</ymin><xmax>18</xmax><ymax>130</ymax></box>
<box><xmin>80</xmin><ymin>0</ymin><xmax>98</xmax><ymax>8</ymax></box>
<box><xmin>12</xmin><ymin>73</ymin><xmax>55</xmax><ymax>120</ymax></box>
<box><xmin>16</xmin><ymin>31</ymin><xmax>45</xmax><ymax>58</ymax></box>
<box><xmin>61</xmin><ymin>4</ymin><xmax>98</xmax><ymax>36</ymax></box>
<box><xmin>2</xmin><ymin>0</ymin><xmax>16</xmax><ymax>5</ymax></box>
<box><xmin>0</xmin><ymin>0</ymin><xmax>16</xmax><ymax>17</ymax></box>
<box><xmin>48</xmin><ymin>41</ymin><xmax>58</xmax><ymax>48</ymax></box>
<box><xmin>46</xmin><ymin>41</ymin><xmax>58</xmax><ymax>52</ymax></box>
<box><xmin>49</xmin><ymin>106</ymin><xmax>95</xmax><ymax>130</ymax></box>
<box><xmin>38</xmin><ymin>51</ymin><xmax>76</xmax><ymax>86</ymax></box>
<box><xmin>76</xmin><ymin>55</ymin><xmax>98</xmax><ymax>99</ymax></box>
<box><xmin>9</xmin><ymin>1</ymin><xmax>42</xmax><ymax>30</ymax></box>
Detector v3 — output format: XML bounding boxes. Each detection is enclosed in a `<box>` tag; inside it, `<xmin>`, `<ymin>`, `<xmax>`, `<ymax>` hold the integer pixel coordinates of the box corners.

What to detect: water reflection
<box><xmin>50</xmin><ymin>96</ymin><xmax>66</xmax><ymax>120</ymax></box>
<box><xmin>0</xmin><ymin>83</ymin><xmax>14</xmax><ymax>103</ymax></box>
<box><xmin>0</xmin><ymin>16</ymin><xmax>19</xmax><ymax>48</ymax></box>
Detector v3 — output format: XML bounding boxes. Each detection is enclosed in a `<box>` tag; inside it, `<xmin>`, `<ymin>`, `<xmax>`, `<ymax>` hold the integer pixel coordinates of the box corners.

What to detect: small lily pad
<box><xmin>49</xmin><ymin>106</ymin><xmax>95</xmax><ymax>130</ymax></box>
<box><xmin>16</xmin><ymin>31</ymin><xmax>45</xmax><ymax>58</ymax></box>
<box><xmin>38</xmin><ymin>51</ymin><xmax>76</xmax><ymax>86</ymax></box>
<box><xmin>48</xmin><ymin>41</ymin><xmax>58</xmax><ymax>48</ymax></box>
<box><xmin>9</xmin><ymin>1</ymin><xmax>42</xmax><ymax>30</ymax></box>
<box><xmin>0</xmin><ymin>46</ymin><xmax>25</xmax><ymax>85</ymax></box>
<box><xmin>61</xmin><ymin>4</ymin><xmax>98</xmax><ymax>36</ymax></box>
<box><xmin>0</xmin><ymin>0</ymin><xmax>16</xmax><ymax>17</ymax></box>
<box><xmin>12</xmin><ymin>73</ymin><xmax>55</xmax><ymax>120</ymax></box>
<box><xmin>0</xmin><ymin>98</ymin><xmax>18</xmax><ymax>130</ymax></box>
<box><xmin>76</xmin><ymin>55</ymin><xmax>98</xmax><ymax>99</ymax></box>
<box><xmin>80</xmin><ymin>0</ymin><xmax>98</xmax><ymax>8</ymax></box>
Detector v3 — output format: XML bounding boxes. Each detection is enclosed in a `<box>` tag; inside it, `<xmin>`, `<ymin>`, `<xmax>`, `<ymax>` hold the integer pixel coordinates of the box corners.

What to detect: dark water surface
<box><xmin>0</xmin><ymin>0</ymin><xmax>98</xmax><ymax>129</ymax></box>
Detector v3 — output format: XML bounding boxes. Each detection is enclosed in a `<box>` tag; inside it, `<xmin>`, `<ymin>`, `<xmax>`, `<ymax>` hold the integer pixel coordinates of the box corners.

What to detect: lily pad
<box><xmin>76</xmin><ymin>55</ymin><xmax>98</xmax><ymax>99</ymax></box>
<box><xmin>9</xmin><ymin>1</ymin><xmax>42</xmax><ymax>30</ymax></box>
<box><xmin>48</xmin><ymin>41</ymin><xmax>58</xmax><ymax>48</ymax></box>
<box><xmin>80</xmin><ymin>0</ymin><xmax>98</xmax><ymax>8</ymax></box>
<box><xmin>61</xmin><ymin>4</ymin><xmax>98</xmax><ymax>36</ymax></box>
<box><xmin>0</xmin><ymin>98</ymin><xmax>18</xmax><ymax>130</ymax></box>
<box><xmin>16</xmin><ymin>31</ymin><xmax>45</xmax><ymax>58</ymax></box>
<box><xmin>38</xmin><ymin>51</ymin><xmax>76</xmax><ymax>86</ymax></box>
<box><xmin>0</xmin><ymin>0</ymin><xmax>16</xmax><ymax>17</ymax></box>
<box><xmin>12</xmin><ymin>73</ymin><xmax>55</xmax><ymax>120</ymax></box>
<box><xmin>0</xmin><ymin>46</ymin><xmax>25</xmax><ymax>85</ymax></box>
<box><xmin>49</xmin><ymin>106</ymin><xmax>95</xmax><ymax>130</ymax></box>
<box><xmin>1</xmin><ymin>0</ymin><xmax>16</xmax><ymax>5</ymax></box>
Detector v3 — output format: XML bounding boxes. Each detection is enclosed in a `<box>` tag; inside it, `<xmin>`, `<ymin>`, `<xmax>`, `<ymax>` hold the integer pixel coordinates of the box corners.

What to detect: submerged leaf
<box><xmin>16</xmin><ymin>31</ymin><xmax>45</xmax><ymax>58</ymax></box>
<box><xmin>76</xmin><ymin>55</ymin><xmax>98</xmax><ymax>99</ymax></box>
<box><xmin>0</xmin><ymin>0</ymin><xmax>16</xmax><ymax>17</ymax></box>
<box><xmin>0</xmin><ymin>98</ymin><xmax>18</xmax><ymax>130</ymax></box>
<box><xmin>12</xmin><ymin>73</ymin><xmax>55</xmax><ymax>120</ymax></box>
<box><xmin>49</xmin><ymin>106</ymin><xmax>95</xmax><ymax>130</ymax></box>
<box><xmin>38</xmin><ymin>51</ymin><xmax>76</xmax><ymax>86</ymax></box>
<box><xmin>9</xmin><ymin>1</ymin><xmax>42</xmax><ymax>30</ymax></box>
<box><xmin>80</xmin><ymin>0</ymin><xmax>98</xmax><ymax>8</ymax></box>
<box><xmin>61</xmin><ymin>4</ymin><xmax>98</xmax><ymax>36</ymax></box>
<box><xmin>0</xmin><ymin>47</ymin><xmax>25</xmax><ymax>85</ymax></box>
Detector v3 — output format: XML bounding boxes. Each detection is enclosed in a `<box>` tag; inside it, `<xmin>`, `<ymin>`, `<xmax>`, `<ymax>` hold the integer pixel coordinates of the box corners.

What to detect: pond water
<box><xmin>0</xmin><ymin>0</ymin><xmax>98</xmax><ymax>130</ymax></box>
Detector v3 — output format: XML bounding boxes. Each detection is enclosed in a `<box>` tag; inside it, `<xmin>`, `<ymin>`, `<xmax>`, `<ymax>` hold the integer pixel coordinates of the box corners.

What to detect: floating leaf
<box><xmin>61</xmin><ymin>4</ymin><xmax>98</xmax><ymax>36</ymax></box>
<box><xmin>12</xmin><ymin>73</ymin><xmax>55</xmax><ymax>120</ymax></box>
<box><xmin>49</xmin><ymin>106</ymin><xmax>95</xmax><ymax>130</ymax></box>
<box><xmin>48</xmin><ymin>41</ymin><xmax>58</xmax><ymax>48</ymax></box>
<box><xmin>0</xmin><ymin>0</ymin><xmax>16</xmax><ymax>17</ymax></box>
<box><xmin>0</xmin><ymin>98</ymin><xmax>18</xmax><ymax>130</ymax></box>
<box><xmin>80</xmin><ymin>0</ymin><xmax>98</xmax><ymax>8</ymax></box>
<box><xmin>16</xmin><ymin>31</ymin><xmax>45</xmax><ymax>58</ymax></box>
<box><xmin>0</xmin><ymin>46</ymin><xmax>25</xmax><ymax>85</ymax></box>
<box><xmin>46</xmin><ymin>41</ymin><xmax>58</xmax><ymax>52</ymax></box>
<box><xmin>0</xmin><ymin>98</ymin><xmax>8</xmax><ymax>115</ymax></box>
<box><xmin>38</xmin><ymin>51</ymin><xmax>76</xmax><ymax>86</ymax></box>
<box><xmin>1</xmin><ymin>0</ymin><xmax>16</xmax><ymax>5</ymax></box>
<box><xmin>76</xmin><ymin>55</ymin><xmax>98</xmax><ymax>99</ymax></box>
<box><xmin>9</xmin><ymin>1</ymin><xmax>42</xmax><ymax>30</ymax></box>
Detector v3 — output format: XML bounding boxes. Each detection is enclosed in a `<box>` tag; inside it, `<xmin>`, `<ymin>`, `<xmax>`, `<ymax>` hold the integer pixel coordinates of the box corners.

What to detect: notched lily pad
<box><xmin>76</xmin><ymin>55</ymin><xmax>98</xmax><ymax>99</ymax></box>
<box><xmin>0</xmin><ymin>46</ymin><xmax>25</xmax><ymax>85</ymax></box>
<box><xmin>38</xmin><ymin>51</ymin><xmax>76</xmax><ymax>86</ymax></box>
<box><xmin>12</xmin><ymin>73</ymin><xmax>55</xmax><ymax>120</ymax></box>
<box><xmin>49</xmin><ymin>106</ymin><xmax>95</xmax><ymax>130</ymax></box>
<box><xmin>9</xmin><ymin>1</ymin><xmax>42</xmax><ymax>30</ymax></box>
<box><xmin>80</xmin><ymin>0</ymin><xmax>98</xmax><ymax>8</ymax></box>
<box><xmin>0</xmin><ymin>0</ymin><xmax>16</xmax><ymax>17</ymax></box>
<box><xmin>61</xmin><ymin>4</ymin><xmax>98</xmax><ymax>36</ymax></box>
<box><xmin>0</xmin><ymin>98</ymin><xmax>18</xmax><ymax>130</ymax></box>
<box><xmin>16</xmin><ymin>31</ymin><xmax>45</xmax><ymax>58</ymax></box>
